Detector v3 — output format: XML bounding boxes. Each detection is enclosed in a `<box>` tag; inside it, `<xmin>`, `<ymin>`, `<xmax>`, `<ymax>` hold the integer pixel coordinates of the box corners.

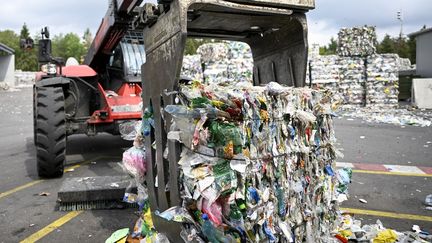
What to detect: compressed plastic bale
<box><xmin>162</xmin><ymin>81</ymin><xmax>344</xmax><ymax>242</ymax></box>
<box><xmin>179</xmin><ymin>41</ymin><xmax>253</xmax><ymax>85</ymax></box>
<box><xmin>308</xmin><ymin>52</ymin><xmax>401</xmax><ymax>107</ymax></box>
<box><xmin>338</xmin><ymin>56</ymin><xmax>365</xmax><ymax>105</ymax></box>
<box><xmin>196</xmin><ymin>43</ymin><xmax>230</xmax><ymax>84</ymax></box>
<box><xmin>197</xmin><ymin>42</ymin><xmax>229</xmax><ymax>64</ymax></box>
<box><xmin>366</xmin><ymin>54</ymin><xmax>399</xmax><ymax>108</ymax></box>
<box><xmin>397</xmin><ymin>58</ymin><xmax>413</xmax><ymax>71</ymax></box>
<box><xmin>337</xmin><ymin>26</ymin><xmax>377</xmax><ymax>57</ymax></box>
<box><xmin>225</xmin><ymin>41</ymin><xmax>253</xmax><ymax>83</ymax></box>
<box><xmin>181</xmin><ymin>55</ymin><xmax>203</xmax><ymax>81</ymax></box>
<box><xmin>310</xmin><ymin>55</ymin><xmax>341</xmax><ymax>84</ymax></box>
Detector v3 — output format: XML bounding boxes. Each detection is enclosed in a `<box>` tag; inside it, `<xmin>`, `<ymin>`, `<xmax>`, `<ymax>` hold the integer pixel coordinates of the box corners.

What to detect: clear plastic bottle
<box><xmin>142</xmin><ymin>106</ymin><xmax>153</xmax><ymax>136</ymax></box>
<box><xmin>201</xmin><ymin>214</ymin><xmax>227</xmax><ymax>243</ymax></box>
<box><xmin>229</xmin><ymin>205</ymin><xmax>245</xmax><ymax>236</ymax></box>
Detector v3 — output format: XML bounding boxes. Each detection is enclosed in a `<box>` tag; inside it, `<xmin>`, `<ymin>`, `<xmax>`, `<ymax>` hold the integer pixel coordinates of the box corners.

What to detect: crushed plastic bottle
<box><xmin>201</xmin><ymin>214</ymin><xmax>228</xmax><ymax>243</ymax></box>
<box><xmin>142</xmin><ymin>105</ymin><xmax>154</xmax><ymax>136</ymax></box>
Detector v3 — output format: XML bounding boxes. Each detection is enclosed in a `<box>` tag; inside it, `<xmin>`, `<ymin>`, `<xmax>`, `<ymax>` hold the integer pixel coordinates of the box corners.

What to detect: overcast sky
<box><xmin>1</xmin><ymin>0</ymin><xmax>431</xmax><ymax>46</ymax></box>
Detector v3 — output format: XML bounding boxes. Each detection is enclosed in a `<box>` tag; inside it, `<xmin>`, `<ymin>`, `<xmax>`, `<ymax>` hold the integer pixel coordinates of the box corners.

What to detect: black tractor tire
<box><xmin>33</xmin><ymin>85</ymin><xmax>37</xmax><ymax>145</ymax></box>
<box><xmin>35</xmin><ymin>86</ymin><xmax>66</xmax><ymax>178</ymax></box>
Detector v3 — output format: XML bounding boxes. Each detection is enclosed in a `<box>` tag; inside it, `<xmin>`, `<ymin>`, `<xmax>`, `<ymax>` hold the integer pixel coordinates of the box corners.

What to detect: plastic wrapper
<box><xmin>164</xmin><ymin>81</ymin><xmax>344</xmax><ymax>242</ymax></box>
<box><xmin>337</xmin><ymin>26</ymin><xmax>377</xmax><ymax>57</ymax></box>
<box><xmin>121</xmin><ymin>146</ymin><xmax>148</xmax><ymax>209</ymax></box>
<box><xmin>119</xmin><ymin>120</ymin><xmax>142</xmax><ymax>141</ymax></box>
<box><xmin>155</xmin><ymin>206</ymin><xmax>195</xmax><ymax>223</ymax></box>
<box><xmin>122</xmin><ymin>147</ymin><xmax>146</xmax><ymax>180</ymax></box>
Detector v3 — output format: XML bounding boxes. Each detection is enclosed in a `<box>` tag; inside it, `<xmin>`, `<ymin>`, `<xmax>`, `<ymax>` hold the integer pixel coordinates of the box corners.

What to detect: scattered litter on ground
<box><xmin>359</xmin><ymin>198</ymin><xmax>368</xmax><ymax>204</ymax></box>
<box><xmin>360</xmin><ymin>136</ymin><xmax>366</xmax><ymax>139</ymax></box>
<box><xmin>38</xmin><ymin>192</ymin><xmax>50</xmax><ymax>196</ymax></box>
<box><xmin>339</xmin><ymin>107</ymin><xmax>432</xmax><ymax>127</ymax></box>
<box><xmin>105</xmin><ymin>228</ymin><xmax>129</xmax><ymax>243</ymax></box>
<box><xmin>110</xmin><ymin>183</ymin><xmax>119</xmax><ymax>188</ymax></box>
<box><xmin>411</xmin><ymin>225</ymin><xmax>430</xmax><ymax>239</ymax></box>
<box><xmin>29</xmin><ymin>224</ymin><xmax>35</xmax><ymax>227</ymax></box>
<box><xmin>425</xmin><ymin>194</ymin><xmax>432</xmax><ymax>206</ymax></box>
<box><xmin>77</xmin><ymin>177</ymin><xmax>91</xmax><ymax>182</ymax></box>
<box><xmin>336</xmin><ymin>214</ymin><xmax>431</xmax><ymax>243</ymax></box>
<box><xmin>64</xmin><ymin>168</ymin><xmax>75</xmax><ymax>172</ymax></box>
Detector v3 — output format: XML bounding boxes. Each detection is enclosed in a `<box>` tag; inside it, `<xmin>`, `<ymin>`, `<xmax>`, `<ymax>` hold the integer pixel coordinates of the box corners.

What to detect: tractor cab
<box><xmin>107</xmin><ymin>32</ymin><xmax>146</xmax><ymax>85</ymax></box>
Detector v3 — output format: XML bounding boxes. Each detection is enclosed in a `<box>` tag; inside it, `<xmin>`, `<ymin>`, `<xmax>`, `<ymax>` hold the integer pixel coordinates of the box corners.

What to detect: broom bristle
<box><xmin>58</xmin><ymin>200</ymin><xmax>139</xmax><ymax>211</ymax></box>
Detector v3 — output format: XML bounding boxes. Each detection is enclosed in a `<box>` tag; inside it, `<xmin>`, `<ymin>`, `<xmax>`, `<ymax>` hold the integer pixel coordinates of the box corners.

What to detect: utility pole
<box><xmin>397</xmin><ymin>10</ymin><xmax>403</xmax><ymax>56</ymax></box>
<box><xmin>397</xmin><ymin>10</ymin><xmax>403</xmax><ymax>39</ymax></box>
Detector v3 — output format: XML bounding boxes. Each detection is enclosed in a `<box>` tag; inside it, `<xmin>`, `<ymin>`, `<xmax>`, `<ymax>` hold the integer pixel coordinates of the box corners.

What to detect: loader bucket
<box><xmin>140</xmin><ymin>0</ymin><xmax>314</xmax><ymax>240</ymax></box>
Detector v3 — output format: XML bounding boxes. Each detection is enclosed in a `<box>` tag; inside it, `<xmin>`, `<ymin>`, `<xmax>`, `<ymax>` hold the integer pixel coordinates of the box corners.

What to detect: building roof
<box><xmin>0</xmin><ymin>43</ymin><xmax>14</xmax><ymax>55</ymax></box>
<box><xmin>408</xmin><ymin>27</ymin><xmax>432</xmax><ymax>38</ymax></box>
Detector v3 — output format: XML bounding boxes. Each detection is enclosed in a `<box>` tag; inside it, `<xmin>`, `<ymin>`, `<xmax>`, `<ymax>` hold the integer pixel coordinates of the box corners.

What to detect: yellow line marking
<box><xmin>0</xmin><ymin>180</ymin><xmax>43</xmax><ymax>199</ymax></box>
<box><xmin>20</xmin><ymin>211</ymin><xmax>83</xmax><ymax>243</ymax></box>
<box><xmin>341</xmin><ymin>208</ymin><xmax>432</xmax><ymax>222</ymax></box>
<box><xmin>0</xmin><ymin>156</ymin><xmax>104</xmax><ymax>200</ymax></box>
<box><xmin>352</xmin><ymin>169</ymin><xmax>432</xmax><ymax>177</ymax></box>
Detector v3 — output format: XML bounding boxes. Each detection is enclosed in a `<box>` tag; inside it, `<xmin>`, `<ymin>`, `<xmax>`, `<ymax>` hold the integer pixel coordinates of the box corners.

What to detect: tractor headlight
<box><xmin>47</xmin><ymin>64</ymin><xmax>57</xmax><ymax>75</ymax></box>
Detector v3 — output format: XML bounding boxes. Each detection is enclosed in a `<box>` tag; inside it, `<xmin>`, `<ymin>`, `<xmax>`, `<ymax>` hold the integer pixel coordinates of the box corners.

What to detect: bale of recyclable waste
<box><xmin>161</xmin><ymin>81</ymin><xmax>344</xmax><ymax>242</ymax></box>
<box><xmin>337</xmin><ymin>26</ymin><xmax>377</xmax><ymax>57</ymax></box>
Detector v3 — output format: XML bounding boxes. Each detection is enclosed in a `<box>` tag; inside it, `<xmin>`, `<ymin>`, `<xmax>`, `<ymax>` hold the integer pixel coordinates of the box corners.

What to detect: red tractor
<box><xmin>33</xmin><ymin>1</ymin><xmax>145</xmax><ymax>177</ymax></box>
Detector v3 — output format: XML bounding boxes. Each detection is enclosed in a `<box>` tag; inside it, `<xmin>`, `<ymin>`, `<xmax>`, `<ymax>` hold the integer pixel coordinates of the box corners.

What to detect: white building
<box><xmin>0</xmin><ymin>43</ymin><xmax>15</xmax><ymax>88</ymax></box>
<box><xmin>409</xmin><ymin>27</ymin><xmax>432</xmax><ymax>78</ymax></box>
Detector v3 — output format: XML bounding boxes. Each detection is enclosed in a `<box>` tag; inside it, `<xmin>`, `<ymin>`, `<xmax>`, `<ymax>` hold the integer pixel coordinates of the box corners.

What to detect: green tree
<box><xmin>20</xmin><ymin>23</ymin><xmax>30</xmax><ymax>39</ymax></box>
<box><xmin>0</xmin><ymin>28</ymin><xmax>38</xmax><ymax>71</ymax></box>
<box><xmin>17</xmin><ymin>24</ymin><xmax>38</xmax><ymax>70</ymax></box>
<box><xmin>82</xmin><ymin>28</ymin><xmax>93</xmax><ymax>51</ymax></box>
<box><xmin>184</xmin><ymin>38</ymin><xmax>214</xmax><ymax>55</ymax></box>
<box><xmin>377</xmin><ymin>34</ymin><xmax>395</xmax><ymax>53</ymax></box>
<box><xmin>376</xmin><ymin>34</ymin><xmax>416</xmax><ymax>64</ymax></box>
<box><xmin>52</xmin><ymin>33</ymin><xmax>86</xmax><ymax>63</ymax></box>
<box><xmin>407</xmin><ymin>36</ymin><xmax>416</xmax><ymax>64</ymax></box>
<box><xmin>319</xmin><ymin>37</ymin><xmax>337</xmax><ymax>55</ymax></box>
<box><xmin>0</xmin><ymin>30</ymin><xmax>19</xmax><ymax>51</ymax></box>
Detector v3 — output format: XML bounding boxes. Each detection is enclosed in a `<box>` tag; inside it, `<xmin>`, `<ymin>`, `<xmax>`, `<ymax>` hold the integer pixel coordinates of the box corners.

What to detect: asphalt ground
<box><xmin>0</xmin><ymin>87</ymin><xmax>431</xmax><ymax>242</ymax></box>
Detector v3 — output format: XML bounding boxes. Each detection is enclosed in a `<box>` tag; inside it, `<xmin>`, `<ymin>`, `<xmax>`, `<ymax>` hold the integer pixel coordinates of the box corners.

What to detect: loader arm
<box><xmin>84</xmin><ymin>0</ymin><xmax>143</xmax><ymax>74</ymax></box>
